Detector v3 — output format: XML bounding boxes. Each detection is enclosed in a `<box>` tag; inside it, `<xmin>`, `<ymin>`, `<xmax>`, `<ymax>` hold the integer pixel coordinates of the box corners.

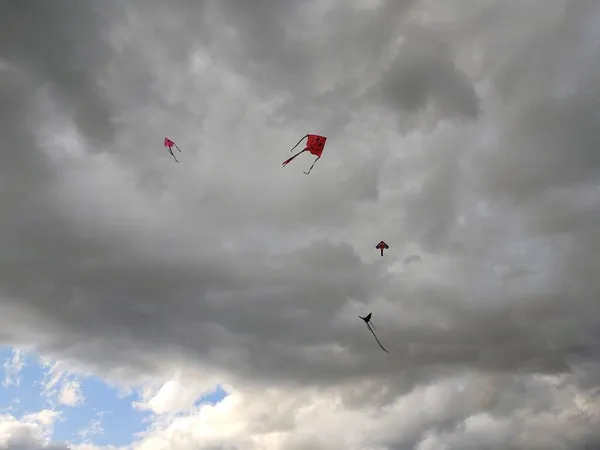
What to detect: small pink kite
<box><xmin>164</xmin><ymin>137</ymin><xmax>182</xmax><ymax>162</ymax></box>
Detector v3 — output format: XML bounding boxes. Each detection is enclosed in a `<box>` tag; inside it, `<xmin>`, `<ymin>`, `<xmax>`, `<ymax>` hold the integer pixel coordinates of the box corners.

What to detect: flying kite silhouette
<box><xmin>359</xmin><ymin>312</ymin><xmax>389</xmax><ymax>354</ymax></box>
<box><xmin>163</xmin><ymin>137</ymin><xmax>181</xmax><ymax>162</ymax></box>
<box><xmin>375</xmin><ymin>241</ymin><xmax>389</xmax><ymax>256</ymax></box>
<box><xmin>282</xmin><ymin>134</ymin><xmax>327</xmax><ymax>174</ymax></box>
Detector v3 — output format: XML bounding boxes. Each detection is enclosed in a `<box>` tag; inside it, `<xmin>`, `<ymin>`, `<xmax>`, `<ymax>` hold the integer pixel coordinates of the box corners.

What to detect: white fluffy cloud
<box><xmin>2</xmin><ymin>350</ymin><xmax>24</xmax><ymax>388</ymax></box>
<box><xmin>57</xmin><ymin>381</ymin><xmax>84</xmax><ymax>408</ymax></box>
<box><xmin>41</xmin><ymin>361</ymin><xmax>86</xmax><ymax>408</ymax></box>
<box><xmin>0</xmin><ymin>410</ymin><xmax>65</xmax><ymax>450</ymax></box>
<box><xmin>124</xmin><ymin>372</ymin><xmax>600</xmax><ymax>449</ymax></box>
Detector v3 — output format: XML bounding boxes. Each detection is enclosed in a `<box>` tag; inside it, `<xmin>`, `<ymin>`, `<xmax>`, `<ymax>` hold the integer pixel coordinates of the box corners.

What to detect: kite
<box><xmin>359</xmin><ymin>312</ymin><xmax>389</xmax><ymax>354</ymax></box>
<box><xmin>282</xmin><ymin>134</ymin><xmax>327</xmax><ymax>175</ymax></box>
<box><xmin>375</xmin><ymin>241</ymin><xmax>389</xmax><ymax>256</ymax></box>
<box><xmin>164</xmin><ymin>137</ymin><xmax>181</xmax><ymax>162</ymax></box>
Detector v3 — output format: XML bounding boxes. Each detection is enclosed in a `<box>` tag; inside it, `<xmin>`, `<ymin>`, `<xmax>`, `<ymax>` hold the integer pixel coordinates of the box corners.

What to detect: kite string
<box><xmin>303</xmin><ymin>157</ymin><xmax>319</xmax><ymax>175</ymax></box>
<box><xmin>282</xmin><ymin>149</ymin><xmax>307</xmax><ymax>166</ymax></box>
<box><xmin>289</xmin><ymin>134</ymin><xmax>308</xmax><ymax>153</ymax></box>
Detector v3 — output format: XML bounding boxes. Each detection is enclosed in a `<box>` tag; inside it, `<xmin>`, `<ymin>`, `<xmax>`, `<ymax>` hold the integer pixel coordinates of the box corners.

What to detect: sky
<box><xmin>1</xmin><ymin>0</ymin><xmax>600</xmax><ymax>448</ymax></box>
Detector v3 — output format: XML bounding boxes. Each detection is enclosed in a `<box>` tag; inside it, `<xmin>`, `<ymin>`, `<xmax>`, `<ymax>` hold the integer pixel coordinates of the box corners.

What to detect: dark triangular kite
<box><xmin>359</xmin><ymin>312</ymin><xmax>389</xmax><ymax>354</ymax></box>
<box><xmin>375</xmin><ymin>241</ymin><xmax>389</xmax><ymax>256</ymax></box>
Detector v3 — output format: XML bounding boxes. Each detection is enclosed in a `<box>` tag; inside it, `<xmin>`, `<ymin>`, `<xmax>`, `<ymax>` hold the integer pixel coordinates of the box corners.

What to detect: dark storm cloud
<box><xmin>2</xmin><ymin>0</ymin><xmax>600</xmax><ymax>448</ymax></box>
<box><xmin>0</xmin><ymin>65</ymin><xmax>57</xmax><ymax>198</ymax></box>
<box><xmin>0</xmin><ymin>0</ymin><xmax>401</xmax><ymax>388</ymax></box>
<box><xmin>212</xmin><ymin>0</ymin><xmax>417</xmax><ymax>128</ymax></box>
<box><xmin>379</xmin><ymin>25</ymin><xmax>481</xmax><ymax>120</ymax></box>
<box><xmin>0</xmin><ymin>1</ymin><xmax>116</xmax><ymax>146</ymax></box>
<box><xmin>483</xmin><ymin>91</ymin><xmax>600</xmax><ymax>204</ymax></box>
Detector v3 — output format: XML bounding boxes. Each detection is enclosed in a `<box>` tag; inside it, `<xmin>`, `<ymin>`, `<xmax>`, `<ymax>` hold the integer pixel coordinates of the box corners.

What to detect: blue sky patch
<box><xmin>0</xmin><ymin>346</ymin><xmax>226</xmax><ymax>447</ymax></box>
<box><xmin>194</xmin><ymin>384</ymin><xmax>228</xmax><ymax>407</ymax></box>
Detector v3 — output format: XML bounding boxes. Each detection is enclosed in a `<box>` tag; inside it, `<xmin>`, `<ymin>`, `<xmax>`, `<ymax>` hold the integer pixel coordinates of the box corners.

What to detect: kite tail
<box><xmin>282</xmin><ymin>149</ymin><xmax>306</xmax><ymax>167</ymax></box>
<box><xmin>369</xmin><ymin>327</ymin><xmax>389</xmax><ymax>354</ymax></box>
<box><xmin>303</xmin><ymin>157</ymin><xmax>320</xmax><ymax>175</ymax></box>
<box><xmin>175</xmin><ymin>145</ymin><xmax>182</xmax><ymax>152</ymax></box>
<box><xmin>380</xmin><ymin>248</ymin><xmax>384</xmax><ymax>256</ymax></box>
<box><xmin>289</xmin><ymin>134</ymin><xmax>308</xmax><ymax>153</ymax></box>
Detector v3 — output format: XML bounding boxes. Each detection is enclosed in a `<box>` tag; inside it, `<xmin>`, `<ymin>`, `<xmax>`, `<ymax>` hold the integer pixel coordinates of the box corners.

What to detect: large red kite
<box><xmin>164</xmin><ymin>137</ymin><xmax>181</xmax><ymax>162</ymax></box>
<box><xmin>282</xmin><ymin>134</ymin><xmax>327</xmax><ymax>175</ymax></box>
<box><xmin>375</xmin><ymin>241</ymin><xmax>389</xmax><ymax>256</ymax></box>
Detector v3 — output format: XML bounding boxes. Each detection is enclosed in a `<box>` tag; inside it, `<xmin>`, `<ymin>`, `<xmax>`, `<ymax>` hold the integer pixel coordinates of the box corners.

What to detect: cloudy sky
<box><xmin>2</xmin><ymin>0</ymin><xmax>600</xmax><ymax>448</ymax></box>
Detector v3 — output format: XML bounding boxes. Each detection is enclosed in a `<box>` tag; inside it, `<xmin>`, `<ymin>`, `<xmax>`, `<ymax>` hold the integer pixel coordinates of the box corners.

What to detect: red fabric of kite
<box><xmin>282</xmin><ymin>134</ymin><xmax>327</xmax><ymax>175</ymax></box>
<box><xmin>164</xmin><ymin>137</ymin><xmax>174</xmax><ymax>148</ymax></box>
<box><xmin>306</xmin><ymin>134</ymin><xmax>326</xmax><ymax>158</ymax></box>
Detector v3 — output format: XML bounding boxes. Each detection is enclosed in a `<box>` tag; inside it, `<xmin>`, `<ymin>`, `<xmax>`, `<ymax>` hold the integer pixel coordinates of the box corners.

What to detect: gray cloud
<box><xmin>2</xmin><ymin>0</ymin><xmax>600</xmax><ymax>448</ymax></box>
<box><xmin>0</xmin><ymin>421</ymin><xmax>71</xmax><ymax>450</ymax></box>
<box><xmin>379</xmin><ymin>25</ymin><xmax>481</xmax><ymax>120</ymax></box>
<box><xmin>0</xmin><ymin>1</ymin><xmax>117</xmax><ymax>147</ymax></box>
